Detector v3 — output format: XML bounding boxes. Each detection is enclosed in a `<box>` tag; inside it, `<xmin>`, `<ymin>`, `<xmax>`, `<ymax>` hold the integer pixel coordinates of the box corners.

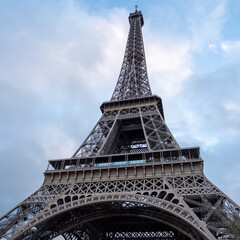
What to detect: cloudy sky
<box><xmin>0</xmin><ymin>0</ymin><xmax>240</xmax><ymax>218</ymax></box>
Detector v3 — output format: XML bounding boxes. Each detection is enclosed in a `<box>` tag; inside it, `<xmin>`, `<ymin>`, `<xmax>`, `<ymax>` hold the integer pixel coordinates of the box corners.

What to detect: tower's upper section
<box><xmin>111</xmin><ymin>10</ymin><xmax>152</xmax><ymax>101</ymax></box>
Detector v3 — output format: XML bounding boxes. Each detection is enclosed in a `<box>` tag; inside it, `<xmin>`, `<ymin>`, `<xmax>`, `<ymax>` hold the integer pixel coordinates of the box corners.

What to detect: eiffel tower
<box><xmin>0</xmin><ymin>9</ymin><xmax>240</xmax><ymax>240</ymax></box>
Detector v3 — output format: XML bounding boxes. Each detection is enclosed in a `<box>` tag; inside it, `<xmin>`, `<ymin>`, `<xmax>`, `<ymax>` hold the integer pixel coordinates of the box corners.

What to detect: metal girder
<box><xmin>111</xmin><ymin>10</ymin><xmax>152</xmax><ymax>101</ymax></box>
<box><xmin>73</xmin><ymin>103</ymin><xmax>179</xmax><ymax>157</ymax></box>
<box><xmin>2</xmin><ymin>173</ymin><xmax>240</xmax><ymax>239</ymax></box>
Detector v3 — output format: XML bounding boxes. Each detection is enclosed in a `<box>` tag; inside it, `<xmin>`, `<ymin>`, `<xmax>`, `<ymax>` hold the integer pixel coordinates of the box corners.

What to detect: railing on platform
<box><xmin>46</xmin><ymin>147</ymin><xmax>200</xmax><ymax>172</ymax></box>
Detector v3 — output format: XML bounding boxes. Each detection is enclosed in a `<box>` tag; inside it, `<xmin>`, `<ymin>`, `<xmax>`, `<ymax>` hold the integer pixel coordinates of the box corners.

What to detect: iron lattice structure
<box><xmin>111</xmin><ymin>11</ymin><xmax>151</xmax><ymax>101</ymax></box>
<box><xmin>0</xmin><ymin>10</ymin><xmax>240</xmax><ymax>240</ymax></box>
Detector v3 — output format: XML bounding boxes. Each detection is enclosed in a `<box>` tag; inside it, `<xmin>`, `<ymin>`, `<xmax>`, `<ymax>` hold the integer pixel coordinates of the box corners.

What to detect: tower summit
<box><xmin>111</xmin><ymin>9</ymin><xmax>151</xmax><ymax>101</ymax></box>
<box><xmin>0</xmin><ymin>9</ymin><xmax>239</xmax><ymax>240</ymax></box>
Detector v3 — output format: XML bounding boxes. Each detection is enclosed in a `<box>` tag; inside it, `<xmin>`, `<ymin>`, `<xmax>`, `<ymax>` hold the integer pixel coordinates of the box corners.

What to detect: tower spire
<box><xmin>111</xmin><ymin>9</ymin><xmax>152</xmax><ymax>101</ymax></box>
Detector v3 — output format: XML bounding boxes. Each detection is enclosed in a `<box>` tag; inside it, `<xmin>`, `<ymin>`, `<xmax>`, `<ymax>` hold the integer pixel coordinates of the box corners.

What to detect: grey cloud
<box><xmin>0</xmin><ymin>1</ymin><xmax>129</xmax><ymax>216</ymax></box>
<box><xmin>163</xmin><ymin>63</ymin><xmax>240</xmax><ymax>203</ymax></box>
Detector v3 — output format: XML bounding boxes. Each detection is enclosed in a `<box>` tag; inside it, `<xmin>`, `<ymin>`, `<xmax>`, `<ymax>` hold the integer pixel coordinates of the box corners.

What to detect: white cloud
<box><xmin>189</xmin><ymin>2</ymin><xmax>226</xmax><ymax>51</ymax></box>
<box><xmin>224</xmin><ymin>101</ymin><xmax>240</xmax><ymax>113</ymax></box>
<box><xmin>170</xmin><ymin>107</ymin><xmax>219</xmax><ymax>150</ymax></box>
<box><xmin>223</xmin><ymin>101</ymin><xmax>240</xmax><ymax>129</ymax></box>
<box><xmin>221</xmin><ymin>41</ymin><xmax>229</xmax><ymax>51</ymax></box>
<box><xmin>208</xmin><ymin>43</ymin><xmax>217</xmax><ymax>51</ymax></box>
<box><xmin>141</xmin><ymin>2</ymin><xmax>227</xmax><ymax>100</ymax></box>
<box><xmin>145</xmin><ymin>33</ymin><xmax>192</xmax><ymax>99</ymax></box>
<box><xmin>37</xmin><ymin>125</ymin><xmax>77</xmax><ymax>159</ymax></box>
<box><xmin>221</xmin><ymin>40</ymin><xmax>240</xmax><ymax>52</ymax></box>
<box><xmin>0</xmin><ymin>1</ymin><xmax>131</xmax><ymax>216</ymax></box>
<box><xmin>0</xmin><ymin>3</ymin><xmax>129</xmax><ymax>102</ymax></box>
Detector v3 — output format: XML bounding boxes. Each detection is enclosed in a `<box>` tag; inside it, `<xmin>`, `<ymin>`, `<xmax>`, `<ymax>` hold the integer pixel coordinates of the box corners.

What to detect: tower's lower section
<box><xmin>39</xmin><ymin>204</ymin><xmax>197</xmax><ymax>240</ymax></box>
<box><xmin>1</xmin><ymin>151</ymin><xmax>239</xmax><ymax>240</ymax></box>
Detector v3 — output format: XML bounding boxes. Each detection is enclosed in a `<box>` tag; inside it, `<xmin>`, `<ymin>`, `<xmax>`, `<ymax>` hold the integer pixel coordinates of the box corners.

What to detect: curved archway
<box><xmin>53</xmin><ymin>209</ymin><xmax>203</xmax><ymax>240</ymax></box>
<box><xmin>15</xmin><ymin>195</ymin><xmax>212</xmax><ymax>240</ymax></box>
